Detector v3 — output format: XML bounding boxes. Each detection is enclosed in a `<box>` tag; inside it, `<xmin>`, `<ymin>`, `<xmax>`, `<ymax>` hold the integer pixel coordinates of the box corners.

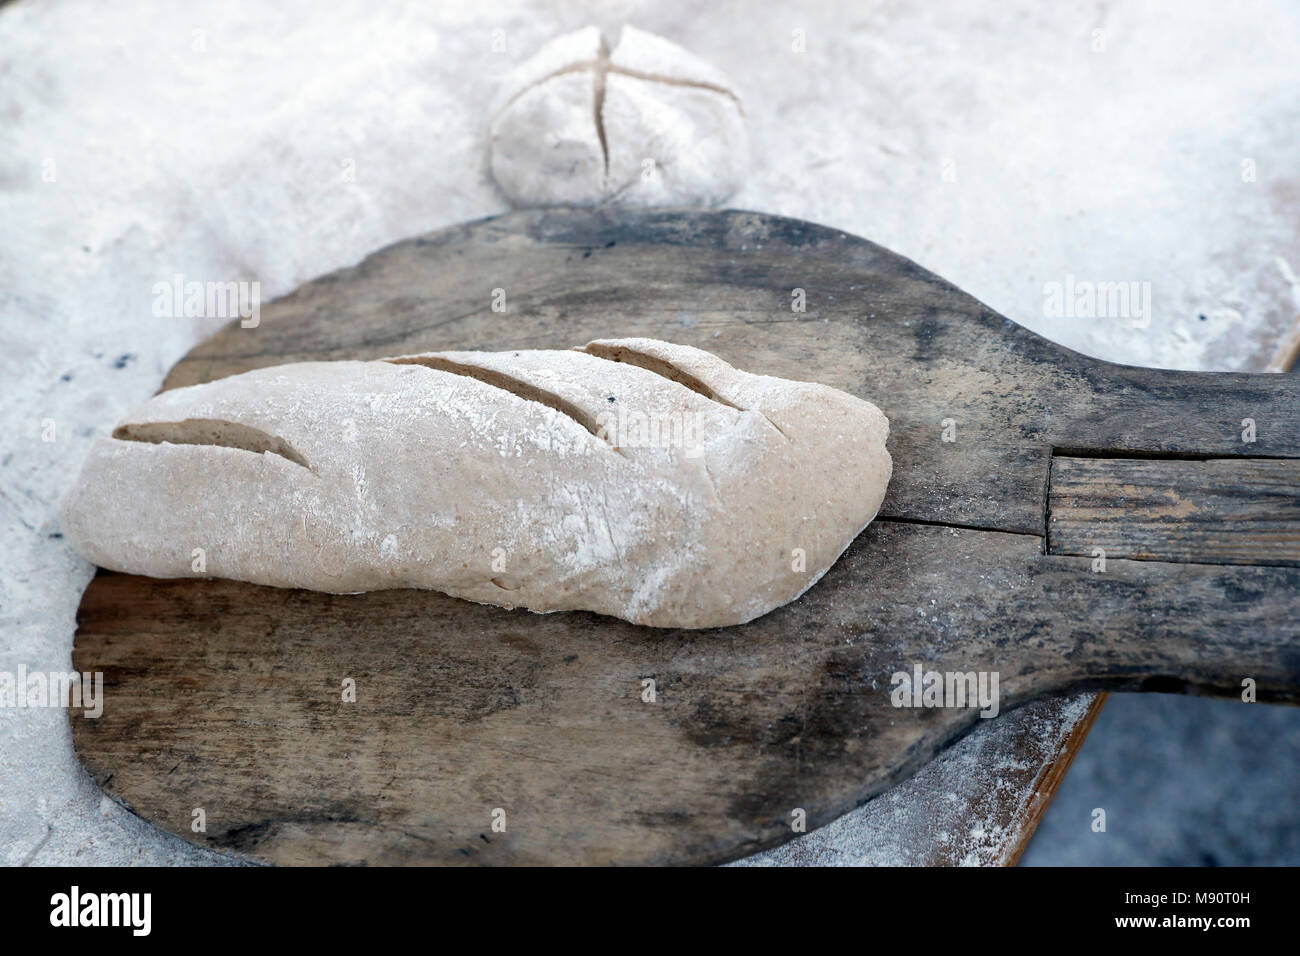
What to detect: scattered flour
<box><xmin>2</xmin><ymin>0</ymin><xmax>1297</xmax><ymax>865</ymax></box>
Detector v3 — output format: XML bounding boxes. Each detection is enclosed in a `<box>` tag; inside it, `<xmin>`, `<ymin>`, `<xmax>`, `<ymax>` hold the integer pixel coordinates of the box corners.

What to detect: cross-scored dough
<box><xmin>489</xmin><ymin>26</ymin><xmax>749</xmax><ymax>208</ymax></box>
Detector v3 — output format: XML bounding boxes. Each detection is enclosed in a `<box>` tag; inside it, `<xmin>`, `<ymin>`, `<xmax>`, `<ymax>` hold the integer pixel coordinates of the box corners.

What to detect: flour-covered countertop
<box><xmin>2</xmin><ymin>0</ymin><xmax>1297</xmax><ymax>865</ymax></box>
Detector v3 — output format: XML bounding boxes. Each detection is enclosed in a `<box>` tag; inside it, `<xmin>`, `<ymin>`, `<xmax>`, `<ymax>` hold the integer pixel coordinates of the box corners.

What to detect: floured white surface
<box><xmin>734</xmin><ymin>694</ymin><xmax>1098</xmax><ymax>867</ymax></box>
<box><xmin>1</xmin><ymin>0</ymin><xmax>1297</xmax><ymax>865</ymax></box>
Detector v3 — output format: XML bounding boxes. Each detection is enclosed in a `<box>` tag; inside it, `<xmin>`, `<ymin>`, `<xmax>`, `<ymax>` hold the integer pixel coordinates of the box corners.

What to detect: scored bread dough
<box><xmin>61</xmin><ymin>338</ymin><xmax>891</xmax><ymax>628</ymax></box>
<box><xmin>489</xmin><ymin>26</ymin><xmax>749</xmax><ymax>207</ymax></box>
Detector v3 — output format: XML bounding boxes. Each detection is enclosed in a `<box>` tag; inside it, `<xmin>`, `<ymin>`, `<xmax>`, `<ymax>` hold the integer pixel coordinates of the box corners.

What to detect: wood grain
<box><xmin>1048</xmin><ymin>456</ymin><xmax>1300</xmax><ymax>566</ymax></box>
<box><xmin>69</xmin><ymin>208</ymin><xmax>1300</xmax><ymax>865</ymax></box>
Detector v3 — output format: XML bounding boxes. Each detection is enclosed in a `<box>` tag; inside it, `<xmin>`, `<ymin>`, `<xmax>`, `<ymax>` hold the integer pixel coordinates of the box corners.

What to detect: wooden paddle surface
<box><xmin>71</xmin><ymin>209</ymin><xmax>1300</xmax><ymax>865</ymax></box>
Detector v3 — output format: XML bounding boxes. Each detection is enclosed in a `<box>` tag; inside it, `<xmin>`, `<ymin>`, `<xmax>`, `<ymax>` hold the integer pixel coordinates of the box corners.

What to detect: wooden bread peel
<box><xmin>70</xmin><ymin>209</ymin><xmax>1300</xmax><ymax>865</ymax></box>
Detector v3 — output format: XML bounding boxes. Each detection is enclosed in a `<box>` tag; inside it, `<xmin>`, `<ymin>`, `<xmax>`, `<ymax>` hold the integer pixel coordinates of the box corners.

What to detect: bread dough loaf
<box><xmin>61</xmin><ymin>338</ymin><xmax>891</xmax><ymax>628</ymax></box>
<box><xmin>489</xmin><ymin>26</ymin><xmax>749</xmax><ymax>207</ymax></box>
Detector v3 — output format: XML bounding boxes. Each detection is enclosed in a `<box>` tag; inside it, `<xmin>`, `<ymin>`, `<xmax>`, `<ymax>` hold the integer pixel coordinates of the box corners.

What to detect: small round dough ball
<box><xmin>489</xmin><ymin>25</ymin><xmax>748</xmax><ymax>208</ymax></box>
